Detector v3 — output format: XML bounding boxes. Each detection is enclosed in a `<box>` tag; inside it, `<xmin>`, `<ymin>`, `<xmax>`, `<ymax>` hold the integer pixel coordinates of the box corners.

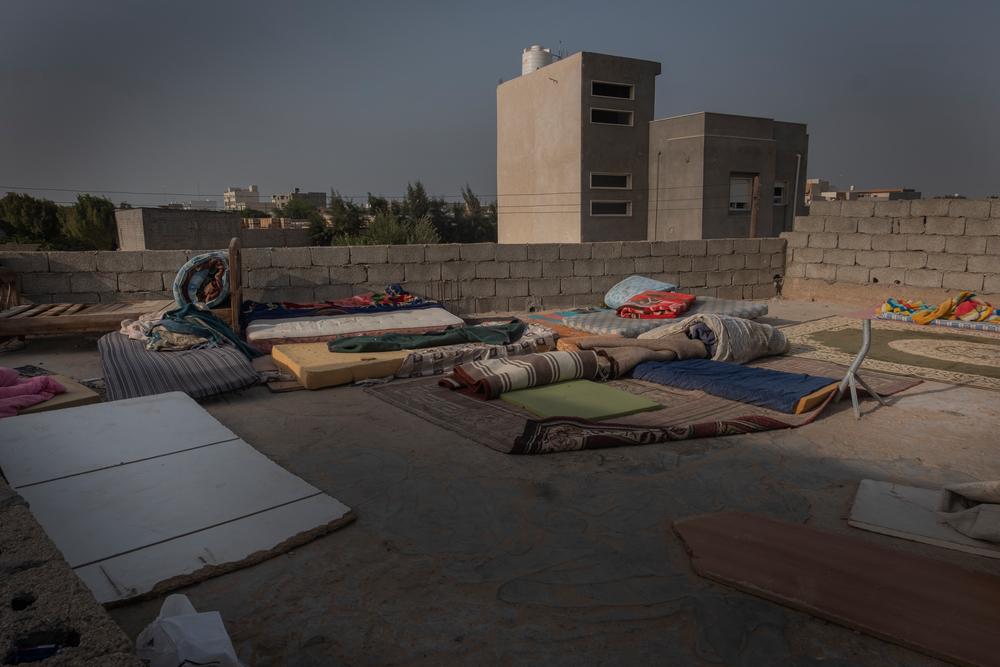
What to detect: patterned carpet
<box><xmin>782</xmin><ymin>316</ymin><xmax>1000</xmax><ymax>391</ymax></box>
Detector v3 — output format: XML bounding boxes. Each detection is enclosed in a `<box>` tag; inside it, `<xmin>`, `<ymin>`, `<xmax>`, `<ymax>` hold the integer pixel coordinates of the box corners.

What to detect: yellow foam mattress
<box><xmin>271</xmin><ymin>343</ymin><xmax>410</xmax><ymax>390</ymax></box>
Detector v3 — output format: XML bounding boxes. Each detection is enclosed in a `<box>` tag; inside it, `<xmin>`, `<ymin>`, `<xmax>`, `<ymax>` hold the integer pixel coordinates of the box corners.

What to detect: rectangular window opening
<box><xmin>773</xmin><ymin>180</ymin><xmax>787</xmax><ymax>205</ymax></box>
<box><xmin>729</xmin><ymin>175</ymin><xmax>754</xmax><ymax>212</ymax></box>
<box><xmin>590</xmin><ymin>200</ymin><xmax>631</xmax><ymax>216</ymax></box>
<box><xmin>590</xmin><ymin>173</ymin><xmax>631</xmax><ymax>189</ymax></box>
<box><xmin>590</xmin><ymin>108</ymin><xmax>633</xmax><ymax>126</ymax></box>
<box><xmin>591</xmin><ymin>81</ymin><xmax>634</xmax><ymax>99</ymax></box>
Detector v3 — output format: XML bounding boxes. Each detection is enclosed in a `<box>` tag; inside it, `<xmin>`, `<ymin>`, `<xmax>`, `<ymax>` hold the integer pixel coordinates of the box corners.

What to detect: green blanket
<box><xmin>501</xmin><ymin>379</ymin><xmax>663</xmax><ymax>420</ymax></box>
<box><xmin>327</xmin><ymin>319</ymin><xmax>527</xmax><ymax>353</ymax></box>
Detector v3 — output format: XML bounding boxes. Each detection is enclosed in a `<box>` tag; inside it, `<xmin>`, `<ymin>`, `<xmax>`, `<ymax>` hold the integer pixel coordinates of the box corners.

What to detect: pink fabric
<box><xmin>0</xmin><ymin>367</ymin><xmax>66</xmax><ymax>418</ymax></box>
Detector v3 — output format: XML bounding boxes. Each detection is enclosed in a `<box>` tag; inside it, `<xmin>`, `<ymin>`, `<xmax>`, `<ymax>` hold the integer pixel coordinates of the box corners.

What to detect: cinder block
<box><xmin>964</xmin><ymin>218</ymin><xmax>1000</xmax><ymax>236</ymax></box>
<box><xmin>780</xmin><ymin>231</ymin><xmax>809</xmax><ymax>248</ymax></box>
<box><xmin>441</xmin><ymin>261</ymin><xmax>475</xmax><ymax>281</ymax></box>
<box><xmin>425</xmin><ymin>244</ymin><xmax>461</xmax><ymax>262</ymax></box>
<box><xmin>732</xmin><ymin>269</ymin><xmax>759</xmax><ymax>285</ymax></box>
<box><xmin>717</xmin><ymin>285</ymin><xmax>745</xmax><ymax>299</ymax></box>
<box><xmin>992</xmin><ymin>201</ymin><xmax>1000</xmax><ymax>218</ymax></box>
<box><xmin>989</xmin><ymin>238</ymin><xmax>1000</xmax><ymax>255</ymax></box>
<box><xmin>528</xmin><ymin>278</ymin><xmax>561</xmax><ymax>296</ymax></box>
<box><xmin>744</xmin><ymin>253</ymin><xmax>770</xmax><ymax>269</ymax></box>
<box><xmin>890</xmin><ymin>251</ymin><xmax>928</xmax><ymax>269</ymax></box>
<box><xmin>751</xmin><ymin>284</ymin><xmax>777</xmax><ymax>299</ymax></box>
<box><xmin>770</xmin><ymin>253</ymin><xmax>785</xmax><ymax>268</ymax></box>
<box><xmin>874</xmin><ymin>200</ymin><xmax>912</xmax><ymax>217</ymax></box>
<box><xmin>475</xmin><ymin>261</ymin><xmax>509</xmax><ymax>279</ymax></box>
<box><xmin>287</xmin><ymin>266</ymin><xmax>329</xmax><ymax>286</ymax></box>
<box><xmin>794</xmin><ymin>216</ymin><xmax>825</xmax><ymax>232</ymax></box>
<box><xmin>942</xmin><ymin>272</ymin><xmax>984</xmax><ymax>291</ymax></box>
<box><xmin>905</xmin><ymin>269</ymin><xmax>943</xmax><ymax>288</ymax></box>
<box><xmin>838</xmin><ymin>234</ymin><xmax>872</xmax><ymax>250</ymax></box>
<box><xmin>691</xmin><ymin>255</ymin><xmax>718</xmax><ymax>271</ymax></box>
<box><xmin>526</xmin><ymin>243</ymin><xmax>559</xmax><ymax>261</ymax></box>
<box><xmin>824</xmin><ymin>249</ymin><xmax>856</xmax><ymax>266</ymax></box>
<box><xmin>967</xmin><ymin>255</ymin><xmax>998</xmax><ymax>273</ymax></box>
<box><xmin>462</xmin><ymin>278</ymin><xmax>496</xmax><ymax>298</ymax></box>
<box><xmin>350</xmin><ymin>245</ymin><xmax>389</xmax><ymax>264</ymax></box>
<box><xmin>510</xmin><ymin>261</ymin><xmax>542</xmax><ymax>278</ymax></box>
<box><xmin>574</xmin><ymin>293</ymin><xmax>608</xmax><ymax>307</ymax></box>
<box><xmin>248</xmin><ymin>268</ymin><xmax>290</xmax><ymax>288</ymax></box>
<box><xmin>239</xmin><ymin>248</ymin><xmax>272</xmax><ymax>270</ymax></box>
<box><xmin>841</xmin><ymin>200</ymin><xmax>875</xmax><ymax>217</ymax></box>
<box><xmin>541</xmin><ymin>261</ymin><xmax>574</xmax><ymax>277</ymax></box>
<box><xmin>507</xmin><ymin>296</ymin><xmax>533</xmax><ymax>312</ymax></box>
<box><xmin>809</xmin><ymin>201</ymin><xmax>842</xmax><ymax>216</ymax></box>
<box><xmin>590</xmin><ymin>274</ymin><xmax>620</xmax><ymax>293</ymax></box>
<box><xmin>366</xmin><ymin>263</ymin><xmax>404</xmax><ymax>284</ymax></box>
<box><xmin>984</xmin><ymin>274</ymin><xmax>1000</xmax><ymax>293</ymax></box>
<box><xmin>805</xmin><ymin>264</ymin><xmax>837</xmax><ymax>281</ymax></box>
<box><xmin>311</xmin><ymin>246</ymin><xmax>351</xmax><ymax>266</ymax></box>
<box><xmin>826</xmin><ymin>216</ymin><xmax>858</xmax><ymax>233</ymax></box>
<box><xmin>605</xmin><ymin>258</ymin><xmax>636</xmax><ymax>274</ymax></box>
<box><xmin>948</xmin><ymin>199</ymin><xmax>991</xmax><ymax>218</ymax></box>
<box><xmin>0</xmin><ymin>251</ymin><xmax>48</xmax><ymax>272</ymax></box>
<box><xmin>592</xmin><ymin>242</ymin><xmax>623</xmax><ymax>259</ymax></box>
<box><xmin>560</xmin><ymin>276</ymin><xmax>592</xmax><ymax>294</ymax></box>
<box><xmin>906</xmin><ymin>235</ymin><xmax>946</xmax><ymax>252</ymax></box>
<box><xmin>652</xmin><ymin>272</ymin><xmax>680</xmax><ymax>286</ymax></box>
<box><xmin>870</xmin><ymin>267</ymin><xmax>906</xmax><ymax>285</ymax></box>
<box><xmin>118</xmin><ymin>271</ymin><xmax>163</xmax><ymax>292</ymax></box>
<box><xmin>807</xmin><ymin>232</ymin><xmax>838</xmax><ymax>249</ymax></box>
<box><xmin>650</xmin><ymin>241</ymin><xmax>679</xmax><ymax>256</ymax></box>
<box><xmin>928</xmin><ymin>253</ymin><xmax>969</xmax><ymax>271</ymax></box>
<box><xmin>687</xmin><ymin>286</ymin><xmax>719</xmax><ymax>298</ymax></box>
<box><xmin>271</xmin><ymin>246</ymin><xmax>312</xmax><ymax>267</ymax></box>
<box><xmin>142</xmin><ymin>250</ymin><xmax>188</xmax><ymax>272</ymax></box>
<box><xmin>678</xmin><ymin>271</ymin><xmax>707</xmax><ymax>287</ymax></box>
<box><xmin>785</xmin><ymin>263</ymin><xmax>806</xmax><ymax>278</ymax></box>
<box><xmin>406</xmin><ymin>263</ymin><xmax>442</xmax><ymax>282</ymax></box>
<box><xmin>442</xmin><ymin>297</ymin><xmax>477</xmax><ymax>315</ymax></box>
<box><xmin>96</xmin><ymin>251</ymin><xmax>142</xmax><ymax>272</ymax></box>
<box><xmin>855</xmin><ymin>251</ymin><xmax>890</xmax><ymax>268</ymax></box>
<box><xmin>460</xmin><ymin>243</ymin><xmax>496</xmax><ymax>261</ymax></box>
<box><xmin>495</xmin><ymin>244</ymin><xmax>527</xmax><ymax>261</ymax></box>
<box><xmin>475</xmin><ymin>296</ymin><xmax>509</xmax><ymax>313</ymax></box>
<box><xmin>732</xmin><ymin>239</ymin><xmax>760</xmax><ymax>254</ymax></box>
<box><xmin>574</xmin><ymin>258</ymin><xmax>605</xmax><ymax>276</ymax></box>
<box><xmin>911</xmin><ymin>199</ymin><xmax>950</xmax><ymax>217</ymax></box>
<box><xmin>719</xmin><ymin>253</ymin><xmax>747</xmax><ymax>269</ymax></box>
<box><xmin>707</xmin><ymin>239</ymin><xmax>735</xmax><ymax>255</ymax></box>
<box><xmin>70</xmin><ymin>272</ymin><xmax>115</xmax><ymax>293</ymax></box>
<box><xmin>858</xmin><ymin>217</ymin><xmax>893</xmax><ymax>235</ymax></box>
<box><xmin>945</xmin><ymin>236</ymin><xmax>987</xmax><ymax>254</ymax></box>
<box><xmin>541</xmin><ymin>295</ymin><xmax>576</xmax><ymax>309</ymax></box>
<box><xmin>620</xmin><ymin>241</ymin><xmax>651</xmax><ymax>257</ymax></box>
<box><xmin>759</xmin><ymin>238</ymin><xmax>785</xmax><ymax>254</ymax></box>
<box><xmin>635</xmin><ymin>256</ymin><xmax>664</xmax><ymax>274</ymax></box>
<box><xmin>495</xmin><ymin>278</ymin><xmax>529</xmax><ymax>297</ymax></box>
<box><xmin>329</xmin><ymin>265</ymin><xmax>367</xmax><ymax>284</ymax></box>
<box><xmin>898</xmin><ymin>217</ymin><xmax>925</xmax><ymax>234</ymax></box>
<box><xmin>678</xmin><ymin>240</ymin><xmax>708</xmax><ymax>256</ymax></box>
<box><xmin>707</xmin><ymin>271</ymin><xmax>733</xmax><ymax>287</ymax></box>
<box><xmin>836</xmin><ymin>265</ymin><xmax>870</xmax><ymax>284</ymax></box>
<box><xmin>925</xmin><ymin>217</ymin><xmax>965</xmax><ymax>236</ymax></box>
<box><xmin>313</xmin><ymin>284</ymin><xmax>355</xmax><ymax>300</ymax></box>
<box><xmin>48</xmin><ymin>252</ymin><xmax>97</xmax><ymax>272</ymax></box>
<box><xmin>387</xmin><ymin>245</ymin><xmax>425</xmax><ymax>264</ymax></box>
<box><xmin>559</xmin><ymin>244</ymin><xmax>591</xmax><ymax>260</ymax></box>
<box><xmin>20</xmin><ymin>272</ymin><xmax>69</xmax><ymax>295</ymax></box>
<box><xmin>872</xmin><ymin>234</ymin><xmax>907</xmax><ymax>251</ymax></box>
<box><xmin>666</xmin><ymin>256</ymin><xmax>694</xmax><ymax>272</ymax></box>
<box><xmin>49</xmin><ymin>291</ymin><xmax>98</xmax><ymax>303</ymax></box>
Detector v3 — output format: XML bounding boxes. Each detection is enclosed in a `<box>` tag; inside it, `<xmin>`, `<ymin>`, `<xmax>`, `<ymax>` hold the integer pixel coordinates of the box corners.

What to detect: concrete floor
<box><xmin>3</xmin><ymin>299</ymin><xmax>999</xmax><ymax>666</ymax></box>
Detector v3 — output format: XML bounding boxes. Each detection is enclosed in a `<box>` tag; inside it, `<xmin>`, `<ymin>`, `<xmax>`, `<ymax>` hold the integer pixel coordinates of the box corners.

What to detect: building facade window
<box><xmin>773</xmin><ymin>180</ymin><xmax>787</xmax><ymax>205</ymax></box>
<box><xmin>590</xmin><ymin>108</ymin><xmax>633</xmax><ymax>126</ymax></box>
<box><xmin>590</xmin><ymin>173</ymin><xmax>632</xmax><ymax>189</ymax></box>
<box><xmin>729</xmin><ymin>175</ymin><xmax>754</xmax><ymax>212</ymax></box>
<box><xmin>590</xmin><ymin>200</ymin><xmax>631</xmax><ymax>216</ymax></box>
<box><xmin>591</xmin><ymin>81</ymin><xmax>634</xmax><ymax>99</ymax></box>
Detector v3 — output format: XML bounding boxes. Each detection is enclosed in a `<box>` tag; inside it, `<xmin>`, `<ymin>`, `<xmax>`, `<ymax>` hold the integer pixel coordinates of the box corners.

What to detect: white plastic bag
<box><xmin>136</xmin><ymin>594</ymin><xmax>243</xmax><ymax>667</ymax></box>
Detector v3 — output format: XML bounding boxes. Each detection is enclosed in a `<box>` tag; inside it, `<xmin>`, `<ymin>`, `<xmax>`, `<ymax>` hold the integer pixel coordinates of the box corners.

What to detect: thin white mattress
<box><xmin>245</xmin><ymin>306</ymin><xmax>466</xmax><ymax>343</ymax></box>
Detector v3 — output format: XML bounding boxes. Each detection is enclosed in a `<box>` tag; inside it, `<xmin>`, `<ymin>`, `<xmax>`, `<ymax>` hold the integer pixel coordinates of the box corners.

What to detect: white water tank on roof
<box><xmin>522</xmin><ymin>45</ymin><xmax>555</xmax><ymax>75</ymax></box>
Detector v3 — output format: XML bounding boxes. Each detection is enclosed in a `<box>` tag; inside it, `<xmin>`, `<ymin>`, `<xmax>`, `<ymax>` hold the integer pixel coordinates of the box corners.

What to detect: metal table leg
<box><xmin>834</xmin><ymin>319</ymin><xmax>888</xmax><ymax>419</ymax></box>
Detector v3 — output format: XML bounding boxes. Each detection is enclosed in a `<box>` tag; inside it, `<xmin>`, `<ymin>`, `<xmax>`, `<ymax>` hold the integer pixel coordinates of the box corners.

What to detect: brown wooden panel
<box><xmin>0</xmin><ymin>304</ymin><xmax>34</xmax><ymax>319</ymax></box>
<box><xmin>38</xmin><ymin>303</ymin><xmax>73</xmax><ymax>317</ymax></box>
<box><xmin>12</xmin><ymin>304</ymin><xmax>51</xmax><ymax>318</ymax></box>
<box><xmin>674</xmin><ymin>511</ymin><xmax>1000</xmax><ymax>667</ymax></box>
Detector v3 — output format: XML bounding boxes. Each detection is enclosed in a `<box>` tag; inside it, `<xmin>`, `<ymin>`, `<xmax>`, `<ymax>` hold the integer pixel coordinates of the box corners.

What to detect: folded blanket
<box><xmin>173</xmin><ymin>251</ymin><xmax>229</xmax><ymax>308</ymax></box>
<box><xmin>638</xmin><ymin>314</ymin><xmax>787</xmax><ymax>364</ymax></box>
<box><xmin>938</xmin><ymin>480</ymin><xmax>1000</xmax><ymax>544</ymax></box>
<box><xmin>617</xmin><ymin>291</ymin><xmax>696</xmax><ymax>319</ymax></box>
<box><xmin>329</xmin><ymin>319</ymin><xmax>525</xmax><ymax>353</ymax></box>
<box><xmin>439</xmin><ymin>351</ymin><xmax>610</xmax><ymax>399</ymax></box>
<box><xmin>604</xmin><ymin>275</ymin><xmax>679</xmax><ymax>309</ymax></box>
<box><xmin>631</xmin><ymin>359</ymin><xmax>837</xmax><ymax>414</ymax></box>
<box><xmin>155</xmin><ymin>304</ymin><xmax>261</xmax><ymax>359</ymax></box>
<box><xmin>0</xmin><ymin>367</ymin><xmax>65</xmax><ymax>418</ymax></box>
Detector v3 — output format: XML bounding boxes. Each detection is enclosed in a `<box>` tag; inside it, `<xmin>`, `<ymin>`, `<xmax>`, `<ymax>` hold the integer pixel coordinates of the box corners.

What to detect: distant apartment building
<box><xmin>805</xmin><ymin>180</ymin><xmax>921</xmax><ymax>204</ymax></box>
<box><xmin>271</xmin><ymin>188</ymin><xmax>326</xmax><ymax>210</ymax></box>
<box><xmin>848</xmin><ymin>187</ymin><xmax>921</xmax><ymax>201</ymax></box>
<box><xmin>184</xmin><ymin>198</ymin><xmax>218</xmax><ymax>210</ymax></box>
<box><xmin>496</xmin><ymin>49</ymin><xmax>808</xmax><ymax>242</ymax></box>
<box><xmin>223</xmin><ymin>185</ymin><xmax>260</xmax><ymax>211</ymax></box>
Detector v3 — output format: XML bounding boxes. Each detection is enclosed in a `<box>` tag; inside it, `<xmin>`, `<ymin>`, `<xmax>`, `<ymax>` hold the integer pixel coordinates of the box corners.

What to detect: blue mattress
<box><xmin>563</xmin><ymin>298</ymin><xmax>768</xmax><ymax>337</ymax></box>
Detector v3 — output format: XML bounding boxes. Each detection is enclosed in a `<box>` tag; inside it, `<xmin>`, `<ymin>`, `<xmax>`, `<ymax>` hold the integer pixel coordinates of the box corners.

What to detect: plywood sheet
<box><xmin>674</xmin><ymin>511</ymin><xmax>1000</xmax><ymax>667</ymax></box>
<box><xmin>849</xmin><ymin>479</ymin><xmax>1000</xmax><ymax>559</ymax></box>
<box><xmin>0</xmin><ymin>392</ymin><xmax>237</xmax><ymax>487</ymax></box>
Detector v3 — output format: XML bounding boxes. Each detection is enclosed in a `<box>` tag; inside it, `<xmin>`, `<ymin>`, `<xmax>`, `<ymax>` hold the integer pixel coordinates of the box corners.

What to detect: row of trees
<box><xmin>0</xmin><ymin>193</ymin><xmax>117</xmax><ymax>250</ymax></box>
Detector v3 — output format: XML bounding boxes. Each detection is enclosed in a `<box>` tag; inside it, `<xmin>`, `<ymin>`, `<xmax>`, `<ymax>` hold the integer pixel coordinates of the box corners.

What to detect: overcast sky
<box><xmin>2</xmin><ymin>0</ymin><xmax>997</xmax><ymax>206</ymax></box>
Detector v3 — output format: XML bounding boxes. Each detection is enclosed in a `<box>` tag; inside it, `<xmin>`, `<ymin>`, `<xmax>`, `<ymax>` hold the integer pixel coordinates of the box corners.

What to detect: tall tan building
<box><xmin>497</xmin><ymin>51</ymin><xmax>660</xmax><ymax>243</ymax></box>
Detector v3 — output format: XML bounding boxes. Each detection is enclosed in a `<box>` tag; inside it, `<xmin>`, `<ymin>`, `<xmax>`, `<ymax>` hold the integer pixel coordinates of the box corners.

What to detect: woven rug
<box><xmin>366</xmin><ymin>357</ymin><xmax>919</xmax><ymax>454</ymax></box>
<box><xmin>782</xmin><ymin>316</ymin><xmax>1000</xmax><ymax>391</ymax></box>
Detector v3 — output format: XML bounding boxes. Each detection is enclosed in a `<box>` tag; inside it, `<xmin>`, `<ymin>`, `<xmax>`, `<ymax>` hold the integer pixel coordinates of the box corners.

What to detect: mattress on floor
<box><xmin>500</xmin><ymin>379</ymin><xmax>663</xmax><ymax>420</ymax></box>
<box><xmin>99</xmin><ymin>333</ymin><xmax>260</xmax><ymax>401</ymax></box>
<box><xmin>563</xmin><ymin>298</ymin><xmax>768</xmax><ymax>337</ymax></box>
<box><xmin>876</xmin><ymin>311</ymin><xmax>1000</xmax><ymax>333</ymax></box>
<box><xmin>271</xmin><ymin>344</ymin><xmax>410</xmax><ymax>390</ymax></box>
<box><xmin>245</xmin><ymin>306</ymin><xmax>466</xmax><ymax>352</ymax></box>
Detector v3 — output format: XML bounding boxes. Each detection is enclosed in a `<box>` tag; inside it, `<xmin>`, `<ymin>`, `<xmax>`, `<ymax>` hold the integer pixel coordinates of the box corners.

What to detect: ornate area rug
<box><xmin>782</xmin><ymin>316</ymin><xmax>1000</xmax><ymax>391</ymax></box>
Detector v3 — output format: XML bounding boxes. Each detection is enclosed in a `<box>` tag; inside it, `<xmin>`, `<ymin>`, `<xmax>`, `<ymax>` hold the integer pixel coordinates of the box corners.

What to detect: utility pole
<box><xmin>749</xmin><ymin>175</ymin><xmax>761</xmax><ymax>238</ymax></box>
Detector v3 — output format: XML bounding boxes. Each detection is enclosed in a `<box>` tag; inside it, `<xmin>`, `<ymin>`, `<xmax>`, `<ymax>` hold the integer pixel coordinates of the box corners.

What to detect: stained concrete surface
<box><xmin>2</xmin><ymin>300</ymin><xmax>999</xmax><ymax>666</ymax></box>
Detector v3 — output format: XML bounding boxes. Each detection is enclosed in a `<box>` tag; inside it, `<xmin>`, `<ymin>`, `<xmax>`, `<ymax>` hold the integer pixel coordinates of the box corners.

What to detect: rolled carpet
<box><xmin>439</xmin><ymin>350</ymin><xmax>610</xmax><ymax>400</ymax></box>
<box><xmin>639</xmin><ymin>314</ymin><xmax>787</xmax><ymax>364</ymax></box>
<box><xmin>173</xmin><ymin>251</ymin><xmax>229</xmax><ymax>308</ymax></box>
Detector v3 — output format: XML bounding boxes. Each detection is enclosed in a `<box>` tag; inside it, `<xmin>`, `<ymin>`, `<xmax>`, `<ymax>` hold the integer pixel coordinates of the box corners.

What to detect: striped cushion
<box><xmin>99</xmin><ymin>333</ymin><xmax>259</xmax><ymax>401</ymax></box>
<box><xmin>563</xmin><ymin>298</ymin><xmax>768</xmax><ymax>337</ymax></box>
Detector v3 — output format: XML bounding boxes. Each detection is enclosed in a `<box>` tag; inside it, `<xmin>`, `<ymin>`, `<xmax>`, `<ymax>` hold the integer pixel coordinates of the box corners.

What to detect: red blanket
<box><xmin>617</xmin><ymin>290</ymin><xmax>696</xmax><ymax>319</ymax></box>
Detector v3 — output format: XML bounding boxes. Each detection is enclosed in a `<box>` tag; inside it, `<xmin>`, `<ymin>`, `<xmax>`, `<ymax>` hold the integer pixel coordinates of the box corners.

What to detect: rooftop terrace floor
<box><xmin>3</xmin><ymin>300</ymin><xmax>998</xmax><ymax>666</ymax></box>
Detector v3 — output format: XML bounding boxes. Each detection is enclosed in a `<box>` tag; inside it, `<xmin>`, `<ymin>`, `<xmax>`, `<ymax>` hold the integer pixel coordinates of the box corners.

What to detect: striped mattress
<box><xmin>876</xmin><ymin>312</ymin><xmax>1000</xmax><ymax>333</ymax></box>
<box><xmin>562</xmin><ymin>298</ymin><xmax>769</xmax><ymax>337</ymax></box>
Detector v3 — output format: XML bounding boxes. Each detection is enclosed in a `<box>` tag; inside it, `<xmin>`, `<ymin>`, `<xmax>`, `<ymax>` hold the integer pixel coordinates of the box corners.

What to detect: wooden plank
<box><xmin>0</xmin><ymin>304</ymin><xmax>34</xmax><ymax>319</ymax></box>
<box><xmin>674</xmin><ymin>511</ymin><xmax>1000</xmax><ymax>667</ymax></box>
<box><xmin>12</xmin><ymin>303</ymin><xmax>51</xmax><ymax>318</ymax></box>
<box><xmin>38</xmin><ymin>303</ymin><xmax>73</xmax><ymax>317</ymax></box>
<box><xmin>62</xmin><ymin>303</ymin><xmax>86</xmax><ymax>315</ymax></box>
<box><xmin>229</xmin><ymin>236</ymin><xmax>242</xmax><ymax>332</ymax></box>
<box><xmin>0</xmin><ymin>300</ymin><xmax>174</xmax><ymax>336</ymax></box>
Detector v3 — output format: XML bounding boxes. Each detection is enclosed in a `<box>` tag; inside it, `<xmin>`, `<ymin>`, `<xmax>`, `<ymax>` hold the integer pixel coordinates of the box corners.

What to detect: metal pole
<box><xmin>790</xmin><ymin>152</ymin><xmax>802</xmax><ymax>231</ymax></box>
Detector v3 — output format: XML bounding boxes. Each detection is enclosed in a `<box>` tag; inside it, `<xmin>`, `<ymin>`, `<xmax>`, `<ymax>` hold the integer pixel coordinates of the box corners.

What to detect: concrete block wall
<box><xmin>783</xmin><ymin>199</ymin><xmax>1000</xmax><ymax>301</ymax></box>
<box><xmin>3</xmin><ymin>239</ymin><xmax>785</xmax><ymax>314</ymax></box>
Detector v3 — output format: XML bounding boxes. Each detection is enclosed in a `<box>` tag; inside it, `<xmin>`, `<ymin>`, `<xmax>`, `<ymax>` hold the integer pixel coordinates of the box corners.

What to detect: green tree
<box><xmin>327</xmin><ymin>190</ymin><xmax>365</xmax><ymax>237</ymax></box>
<box><xmin>279</xmin><ymin>197</ymin><xmax>318</xmax><ymax>220</ymax></box>
<box><xmin>337</xmin><ymin>211</ymin><xmax>439</xmax><ymax>246</ymax></box>
<box><xmin>0</xmin><ymin>192</ymin><xmax>61</xmax><ymax>243</ymax></box>
<box><xmin>308</xmin><ymin>215</ymin><xmax>332</xmax><ymax>245</ymax></box>
<box><xmin>59</xmin><ymin>194</ymin><xmax>117</xmax><ymax>250</ymax></box>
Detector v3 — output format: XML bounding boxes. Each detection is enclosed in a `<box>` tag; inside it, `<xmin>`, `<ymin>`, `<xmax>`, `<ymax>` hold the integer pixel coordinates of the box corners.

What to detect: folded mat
<box><xmin>439</xmin><ymin>350</ymin><xmax>610</xmax><ymax>400</ymax></box>
<box><xmin>328</xmin><ymin>319</ymin><xmax>525</xmax><ymax>352</ymax></box>
<box><xmin>99</xmin><ymin>333</ymin><xmax>260</xmax><ymax>401</ymax></box>
<box><xmin>603</xmin><ymin>275</ymin><xmax>679</xmax><ymax>309</ymax></box>
<box><xmin>500</xmin><ymin>379</ymin><xmax>662</xmax><ymax>420</ymax></box>
<box><xmin>674</xmin><ymin>511</ymin><xmax>1000</xmax><ymax>667</ymax></box>
<box><xmin>272</xmin><ymin>344</ymin><xmax>410</xmax><ymax>390</ymax></box>
<box><xmin>397</xmin><ymin>323</ymin><xmax>556</xmax><ymax>378</ymax></box>
<box><xmin>564</xmin><ymin>298</ymin><xmax>768</xmax><ymax>337</ymax></box>
<box><xmin>632</xmin><ymin>358</ymin><xmax>837</xmax><ymax>414</ymax></box>
<box><xmin>558</xmin><ymin>333</ymin><xmax>708</xmax><ymax>376</ymax></box>
<box><xmin>616</xmin><ymin>290</ymin><xmax>695</xmax><ymax>319</ymax></box>
<box><xmin>638</xmin><ymin>313</ymin><xmax>787</xmax><ymax>363</ymax></box>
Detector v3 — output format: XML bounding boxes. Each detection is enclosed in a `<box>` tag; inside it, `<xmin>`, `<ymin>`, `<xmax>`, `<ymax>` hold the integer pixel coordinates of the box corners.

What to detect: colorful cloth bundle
<box><xmin>439</xmin><ymin>350</ymin><xmax>610</xmax><ymax>399</ymax></box>
<box><xmin>173</xmin><ymin>251</ymin><xmax>229</xmax><ymax>308</ymax></box>
<box><xmin>880</xmin><ymin>292</ymin><xmax>1000</xmax><ymax>324</ymax></box>
<box><xmin>241</xmin><ymin>284</ymin><xmax>439</xmax><ymax>326</ymax></box>
<box><xmin>616</xmin><ymin>290</ymin><xmax>696</xmax><ymax>319</ymax></box>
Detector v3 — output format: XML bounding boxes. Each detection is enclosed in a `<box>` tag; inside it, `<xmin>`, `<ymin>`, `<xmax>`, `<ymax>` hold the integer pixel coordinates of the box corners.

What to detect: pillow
<box><xmin>604</xmin><ymin>275</ymin><xmax>679</xmax><ymax>309</ymax></box>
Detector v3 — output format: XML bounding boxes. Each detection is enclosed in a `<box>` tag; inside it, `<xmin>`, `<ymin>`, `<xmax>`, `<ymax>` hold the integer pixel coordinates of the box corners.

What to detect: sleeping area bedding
<box><xmin>562</xmin><ymin>297</ymin><xmax>769</xmax><ymax>337</ymax></box>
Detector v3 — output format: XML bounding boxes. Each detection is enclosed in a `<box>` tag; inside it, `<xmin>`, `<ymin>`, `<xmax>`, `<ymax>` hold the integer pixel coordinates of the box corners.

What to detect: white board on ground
<box><xmin>0</xmin><ymin>392</ymin><xmax>238</xmax><ymax>487</ymax></box>
<box><xmin>849</xmin><ymin>479</ymin><xmax>1000</xmax><ymax>559</ymax></box>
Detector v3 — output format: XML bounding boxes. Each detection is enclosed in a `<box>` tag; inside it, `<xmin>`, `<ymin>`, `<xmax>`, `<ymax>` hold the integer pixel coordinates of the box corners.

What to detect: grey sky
<box><xmin>2</xmin><ymin>0</ymin><xmax>997</xmax><ymax>206</ymax></box>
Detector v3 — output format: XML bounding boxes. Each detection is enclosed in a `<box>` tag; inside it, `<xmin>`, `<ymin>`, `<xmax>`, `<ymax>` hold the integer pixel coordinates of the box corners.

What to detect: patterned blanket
<box><xmin>439</xmin><ymin>350</ymin><xmax>610</xmax><ymax>399</ymax></box>
<box><xmin>397</xmin><ymin>324</ymin><xmax>556</xmax><ymax>378</ymax></box>
<box><xmin>242</xmin><ymin>284</ymin><xmax>440</xmax><ymax>326</ymax></box>
<box><xmin>173</xmin><ymin>251</ymin><xmax>229</xmax><ymax>308</ymax></box>
<box><xmin>617</xmin><ymin>291</ymin><xmax>696</xmax><ymax>319</ymax></box>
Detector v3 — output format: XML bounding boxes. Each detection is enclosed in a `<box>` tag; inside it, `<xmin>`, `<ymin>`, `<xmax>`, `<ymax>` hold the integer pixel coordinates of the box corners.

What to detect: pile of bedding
<box><xmin>878</xmin><ymin>292</ymin><xmax>1000</xmax><ymax>332</ymax></box>
<box><xmin>638</xmin><ymin>313</ymin><xmax>788</xmax><ymax>363</ymax></box>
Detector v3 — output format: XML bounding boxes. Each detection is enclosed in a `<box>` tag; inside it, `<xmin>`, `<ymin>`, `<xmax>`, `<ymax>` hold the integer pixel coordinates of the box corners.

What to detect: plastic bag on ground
<box><xmin>136</xmin><ymin>593</ymin><xmax>243</xmax><ymax>667</ymax></box>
